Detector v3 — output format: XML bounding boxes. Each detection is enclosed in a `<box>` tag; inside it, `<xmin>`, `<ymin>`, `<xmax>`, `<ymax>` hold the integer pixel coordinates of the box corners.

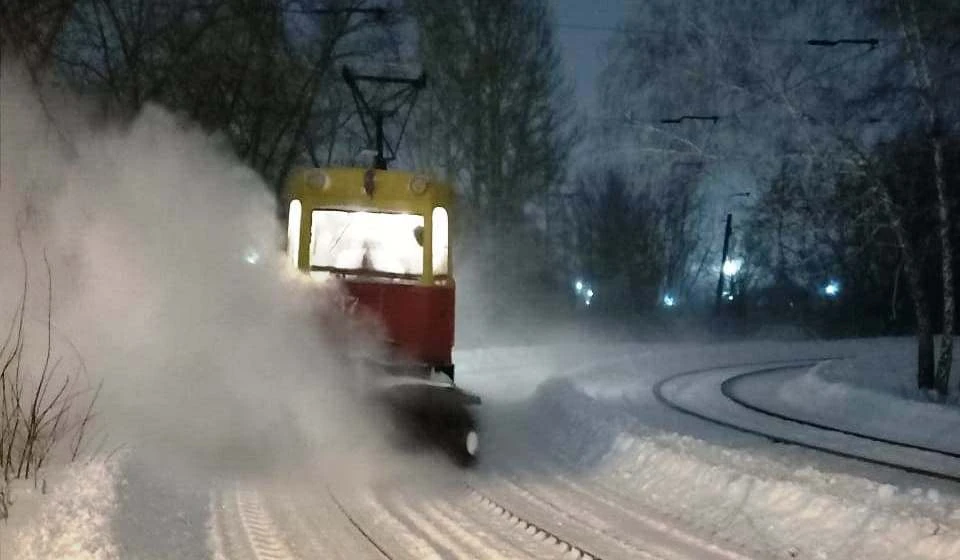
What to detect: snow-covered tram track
<box><xmin>234</xmin><ymin>489</ymin><xmax>299</xmax><ymax>560</ymax></box>
<box><xmin>466</xmin><ymin>484</ymin><xmax>616</xmax><ymax>560</ymax></box>
<box><xmin>721</xmin><ymin>367</ymin><xmax>960</xmax><ymax>460</ymax></box>
<box><xmin>210</xmin><ymin>486</ymin><xmax>298</xmax><ymax>560</ymax></box>
<box><xmin>653</xmin><ymin>360</ymin><xmax>960</xmax><ymax>483</ymax></box>
<box><xmin>325</xmin><ymin>479</ymin><xmax>565</xmax><ymax>559</ymax></box>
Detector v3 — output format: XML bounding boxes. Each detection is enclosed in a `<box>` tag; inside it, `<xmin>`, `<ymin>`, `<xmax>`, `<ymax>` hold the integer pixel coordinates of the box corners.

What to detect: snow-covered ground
<box><xmin>469</xmin><ymin>337</ymin><xmax>960</xmax><ymax>558</ymax></box>
<box><xmin>528</xmin><ymin>371</ymin><xmax>960</xmax><ymax>559</ymax></box>
<box><xmin>4</xmin><ymin>337</ymin><xmax>960</xmax><ymax>559</ymax></box>
<box><xmin>1</xmin><ymin>461</ymin><xmax>119</xmax><ymax>559</ymax></box>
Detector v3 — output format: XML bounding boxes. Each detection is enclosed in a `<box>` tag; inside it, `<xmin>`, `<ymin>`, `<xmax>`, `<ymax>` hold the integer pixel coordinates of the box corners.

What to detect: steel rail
<box><xmin>326</xmin><ymin>486</ymin><xmax>394</xmax><ymax>559</ymax></box>
<box><xmin>721</xmin><ymin>368</ymin><xmax>960</xmax><ymax>460</ymax></box>
<box><xmin>651</xmin><ymin>359</ymin><xmax>960</xmax><ymax>483</ymax></box>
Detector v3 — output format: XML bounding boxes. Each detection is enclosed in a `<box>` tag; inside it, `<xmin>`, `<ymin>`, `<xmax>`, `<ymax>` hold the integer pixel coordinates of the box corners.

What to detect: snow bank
<box><xmin>600</xmin><ymin>431</ymin><xmax>960</xmax><ymax>560</ymax></box>
<box><xmin>814</xmin><ymin>338</ymin><xmax>960</xmax><ymax>405</ymax></box>
<box><xmin>456</xmin><ymin>342</ymin><xmax>647</xmax><ymax>401</ymax></box>
<box><xmin>529</xmin><ymin>373</ymin><xmax>960</xmax><ymax>560</ymax></box>
<box><xmin>1</xmin><ymin>460</ymin><xmax>119</xmax><ymax>560</ymax></box>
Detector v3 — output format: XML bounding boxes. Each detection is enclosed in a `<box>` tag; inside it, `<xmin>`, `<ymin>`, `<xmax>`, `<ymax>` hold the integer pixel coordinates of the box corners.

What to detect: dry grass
<box><xmin>0</xmin><ymin>235</ymin><xmax>101</xmax><ymax>520</ymax></box>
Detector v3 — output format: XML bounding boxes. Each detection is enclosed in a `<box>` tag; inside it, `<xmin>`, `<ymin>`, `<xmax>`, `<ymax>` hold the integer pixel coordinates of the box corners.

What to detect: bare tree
<box><xmin>52</xmin><ymin>0</ymin><xmax>391</xmax><ymax>191</ymax></box>
<box><xmin>601</xmin><ymin>0</ymin><xmax>959</xmax><ymax>391</ymax></box>
<box><xmin>891</xmin><ymin>0</ymin><xmax>955</xmax><ymax>394</ymax></box>
<box><xmin>407</xmin><ymin>0</ymin><xmax>575</xmax><ymax>229</ymax></box>
<box><xmin>572</xmin><ymin>170</ymin><xmax>664</xmax><ymax>312</ymax></box>
<box><xmin>0</xmin><ymin>0</ymin><xmax>76</xmax><ymax>76</ymax></box>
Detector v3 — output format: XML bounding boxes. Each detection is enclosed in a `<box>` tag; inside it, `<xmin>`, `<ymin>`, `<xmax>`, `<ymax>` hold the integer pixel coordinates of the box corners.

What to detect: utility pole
<box><xmin>714</xmin><ymin>191</ymin><xmax>751</xmax><ymax>312</ymax></box>
<box><xmin>715</xmin><ymin>213</ymin><xmax>733</xmax><ymax>311</ymax></box>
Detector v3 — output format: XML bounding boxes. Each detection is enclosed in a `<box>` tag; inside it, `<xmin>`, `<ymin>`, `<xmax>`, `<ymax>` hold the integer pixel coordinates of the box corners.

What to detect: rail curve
<box><xmin>652</xmin><ymin>359</ymin><xmax>960</xmax><ymax>483</ymax></box>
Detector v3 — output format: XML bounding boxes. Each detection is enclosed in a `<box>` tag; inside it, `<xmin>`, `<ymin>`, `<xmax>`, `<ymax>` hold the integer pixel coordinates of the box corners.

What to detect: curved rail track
<box><xmin>653</xmin><ymin>359</ymin><xmax>960</xmax><ymax>483</ymax></box>
<box><xmin>722</xmin><ymin>368</ymin><xmax>960</xmax><ymax>461</ymax></box>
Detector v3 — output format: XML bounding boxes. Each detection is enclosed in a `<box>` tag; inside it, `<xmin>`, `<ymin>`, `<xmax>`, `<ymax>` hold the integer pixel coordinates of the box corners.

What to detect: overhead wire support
<box><xmin>660</xmin><ymin>115</ymin><xmax>720</xmax><ymax>124</ymax></box>
<box><xmin>286</xmin><ymin>6</ymin><xmax>389</xmax><ymax>18</ymax></box>
<box><xmin>341</xmin><ymin>65</ymin><xmax>426</xmax><ymax>170</ymax></box>
<box><xmin>807</xmin><ymin>38</ymin><xmax>880</xmax><ymax>48</ymax></box>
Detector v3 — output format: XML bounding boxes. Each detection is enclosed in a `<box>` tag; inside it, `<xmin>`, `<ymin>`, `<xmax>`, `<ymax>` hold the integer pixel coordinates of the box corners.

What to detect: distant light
<box><xmin>727</xmin><ymin>294</ymin><xmax>734</xmax><ymax>301</ymax></box>
<box><xmin>824</xmin><ymin>280</ymin><xmax>841</xmax><ymax>297</ymax></box>
<box><xmin>245</xmin><ymin>248</ymin><xmax>261</xmax><ymax>265</ymax></box>
<box><xmin>722</xmin><ymin>258</ymin><xmax>742</xmax><ymax>277</ymax></box>
<box><xmin>574</xmin><ymin>280</ymin><xmax>584</xmax><ymax>294</ymax></box>
<box><xmin>586</xmin><ymin>288</ymin><xmax>594</xmax><ymax>298</ymax></box>
<box><xmin>663</xmin><ymin>294</ymin><xmax>676</xmax><ymax>307</ymax></box>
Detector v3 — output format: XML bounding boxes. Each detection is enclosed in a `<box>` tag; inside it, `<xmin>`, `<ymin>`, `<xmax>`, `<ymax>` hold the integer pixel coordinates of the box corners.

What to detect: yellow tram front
<box><xmin>285</xmin><ymin>167</ymin><xmax>457</xmax><ymax>376</ymax></box>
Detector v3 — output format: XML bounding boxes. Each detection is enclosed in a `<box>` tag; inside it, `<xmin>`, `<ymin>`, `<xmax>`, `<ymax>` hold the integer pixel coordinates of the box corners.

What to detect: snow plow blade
<box><xmin>374</xmin><ymin>377</ymin><xmax>482</xmax><ymax>408</ymax></box>
<box><xmin>371</xmin><ymin>377</ymin><xmax>481</xmax><ymax>466</ymax></box>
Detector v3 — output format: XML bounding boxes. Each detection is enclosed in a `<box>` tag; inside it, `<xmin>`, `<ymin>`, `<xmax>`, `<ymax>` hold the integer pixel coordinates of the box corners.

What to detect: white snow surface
<box><xmin>1</xmin><ymin>460</ymin><xmax>119</xmax><ymax>560</ymax></box>
<box><xmin>470</xmin><ymin>337</ymin><xmax>960</xmax><ymax>559</ymax></box>
<box><xmin>592</xmin><ymin>430</ymin><xmax>960</xmax><ymax>560</ymax></box>
<box><xmin>3</xmin><ymin>337</ymin><xmax>959</xmax><ymax>560</ymax></box>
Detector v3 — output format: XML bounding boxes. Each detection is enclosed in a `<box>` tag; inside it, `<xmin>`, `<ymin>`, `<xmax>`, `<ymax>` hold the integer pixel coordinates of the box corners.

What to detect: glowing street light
<box><xmin>722</xmin><ymin>258</ymin><xmax>742</xmax><ymax>277</ymax></box>
<box><xmin>573</xmin><ymin>279</ymin><xmax>595</xmax><ymax>307</ymax></box>
<box><xmin>663</xmin><ymin>294</ymin><xmax>676</xmax><ymax>307</ymax></box>
<box><xmin>823</xmin><ymin>280</ymin><xmax>841</xmax><ymax>298</ymax></box>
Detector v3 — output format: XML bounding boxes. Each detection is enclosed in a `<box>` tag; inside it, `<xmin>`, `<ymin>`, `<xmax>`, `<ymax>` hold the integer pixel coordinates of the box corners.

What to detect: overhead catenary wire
<box><xmin>554</xmin><ymin>21</ymin><xmax>903</xmax><ymax>47</ymax></box>
<box><xmin>614</xmin><ymin>39</ymin><xmax>899</xmax><ymax>128</ymax></box>
<box><xmin>577</xmin><ymin>39</ymin><xmax>900</xmax><ymax>167</ymax></box>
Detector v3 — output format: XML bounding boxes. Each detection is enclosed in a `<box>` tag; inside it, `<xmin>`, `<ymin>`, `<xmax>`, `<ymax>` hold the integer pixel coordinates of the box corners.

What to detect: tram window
<box><xmin>432</xmin><ymin>207</ymin><xmax>449</xmax><ymax>275</ymax></box>
<box><xmin>310</xmin><ymin>210</ymin><xmax>424</xmax><ymax>276</ymax></box>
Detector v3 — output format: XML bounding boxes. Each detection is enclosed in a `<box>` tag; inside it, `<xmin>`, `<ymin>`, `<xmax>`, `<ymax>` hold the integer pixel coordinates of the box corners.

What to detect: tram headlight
<box><xmin>287</xmin><ymin>199</ymin><xmax>302</xmax><ymax>269</ymax></box>
<box><xmin>409</xmin><ymin>175</ymin><xmax>429</xmax><ymax>195</ymax></box>
<box><xmin>305</xmin><ymin>169</ymin><xmax>330</xmax><ymax>190</ymax></box>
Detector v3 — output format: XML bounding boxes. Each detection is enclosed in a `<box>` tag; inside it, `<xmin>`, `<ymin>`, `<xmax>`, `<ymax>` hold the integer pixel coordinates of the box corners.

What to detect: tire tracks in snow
<box><xmin>234</xmin><ymin>488</ymin><xmax>297</xmax><ymax>560</ymax></box>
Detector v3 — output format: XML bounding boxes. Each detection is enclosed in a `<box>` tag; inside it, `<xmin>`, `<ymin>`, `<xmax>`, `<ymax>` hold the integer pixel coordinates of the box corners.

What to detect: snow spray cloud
<box><xmin>0</xmin><ymin>61</ymin><xmax>387</xmax><ymax>475</ymax></box>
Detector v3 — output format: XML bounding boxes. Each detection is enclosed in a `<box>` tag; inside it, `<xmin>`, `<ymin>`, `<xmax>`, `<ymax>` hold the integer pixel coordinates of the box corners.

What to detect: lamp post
<box><xmin>714</xmin><ymin>192</ymin><xmax>751</xmax><ymax>311</ymax></box>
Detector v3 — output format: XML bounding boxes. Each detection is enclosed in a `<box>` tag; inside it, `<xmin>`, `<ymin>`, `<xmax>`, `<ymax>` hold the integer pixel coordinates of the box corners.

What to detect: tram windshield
<box><xmin>310</xmin><ymin>210</ymin><xmax>425</xmax><ymax>277</ymax></box>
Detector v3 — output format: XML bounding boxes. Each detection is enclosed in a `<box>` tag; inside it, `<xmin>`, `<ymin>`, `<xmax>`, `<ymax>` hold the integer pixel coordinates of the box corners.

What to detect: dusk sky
<box><xmin>550</xmin><ymin>0</ymin><xmax>627</xmax><ymax>116</ymax></box>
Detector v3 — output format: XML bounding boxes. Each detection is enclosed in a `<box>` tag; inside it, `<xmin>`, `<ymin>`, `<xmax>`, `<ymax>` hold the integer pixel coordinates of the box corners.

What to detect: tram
<box><xmin>284</xmin><ymin>167</ymin><xmax>479</xmax><ymax>464</ymax></box>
